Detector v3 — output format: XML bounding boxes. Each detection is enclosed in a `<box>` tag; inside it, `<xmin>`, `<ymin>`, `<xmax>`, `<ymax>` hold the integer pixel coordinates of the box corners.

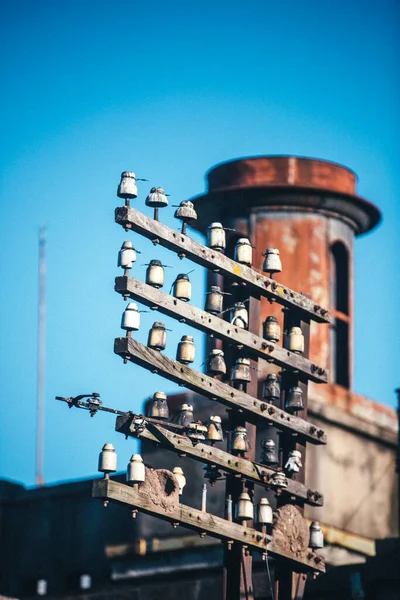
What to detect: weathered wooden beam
<box><xmin>115</xmin><ymin>276</ymin><xmax>328</xmax><ymax>384</ymax></box>
<box><xmin>92</xmin><ymin>478</ymin><xmax>325</xmax><ymax>572</ymax></box>
<box><xmin>93</xmin><ymin>477</ymin><xmax>266</xmax><ymax>550</ymax></box>
<box><xmin>115</xmin><ymin>415</ymin><xmax>324</xmax><ymax>507</ymax></box>
<box><xmin>114</xmin><ymin>337</ymin><xmax>327</xmax><ymax>445</ymax></box>
<box><xmin>115</xmin><ymin>206</ymin><xmax>331</xmax><ymax>324</ymax></box>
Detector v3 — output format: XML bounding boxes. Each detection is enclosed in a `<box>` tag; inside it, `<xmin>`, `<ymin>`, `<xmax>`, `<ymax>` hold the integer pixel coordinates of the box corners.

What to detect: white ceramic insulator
<box><xmin>208</xmin><ymin>224</ymin><xmax>226</xmax><ymax>251</ymax></box>
<box><xmin>121</xmin><ymin>304</ymin><xmax>140</xmax><ymax>331</ymax></box>
<box><xmin>264</xmin><ymin>320</ymin><xmax>280</xmax><ymax>342</ymax></box>
<box><xmin>174</xmin><ymin>279</ymin><xmax>191</xmax><ymax>302</ymax></box>
<box><xmin>235</xmin><ymin>492</ymin><xmax>254</xmax><ymax>520</ymax></box>
<box><xmin>263</xmin><ymin>249</ymin><xmax>282</xmax><ymax>273</ymax></box>
<box><xmin>118</xmin><ymin>172</ymin><xmax>138</xmax><ymax>198</ymax></box>
<box><xmin>98</xmin><ymin>444</ymin><xmax>117</xmax><ymax>473</ymax></box>
<box><xmin>127</xmin><ymin>454</ymin><xmax>145</xmax><ymax>483</ymax></box>
<box><xmin>148</xmin><ymin>326</ymin><xmax>167</xmax><ymax>350</ymax></box>
<box><xmin>177</xmin><ymin>338</ymin><xmax>195</xmax><ymax>364</ymax></box>
<box><xmin>119</xmin><ymin>248</ymin><xmax>137</xmax><ymax>268</ymax></box>
<box><xmin>310</xmin><ymin>523</ymin><xmax>324</xmax><ymax>549</ymax></box>
<box><xmin>230</xmin><ymin>306</ymin><xmax>248</xmax><ymax>329</ymax></box>
<box><xmin>147</xmin><ymin>264</ymin><xmax>165</xmax><ymax>288</ymax></box>
<box><xmin>230</xmin><ymin>429</ymin><xmax>247</xmax><ymax>452</ymax></box>
<box><xmin>172</xmin><ymin>467</ymin><xmax>186</xmax><ymax>495</ymax></box>
<box><xmin>289</xmin><ymin>328</ymin><xmax>304</xmax><ymax>353</ymax></box>
<box><xmin>257</xmin><ymin>499</ymin><xmax>273</xmax><ymax>525</ymax></box>
<box><xmin>234</xmin><ymin>239</ymin><xmax>252</xmax><ymax>265</ymax></box>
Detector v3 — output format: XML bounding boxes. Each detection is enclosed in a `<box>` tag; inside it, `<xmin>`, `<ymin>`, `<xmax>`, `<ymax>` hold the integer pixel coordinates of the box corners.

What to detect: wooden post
<box><xmin>222</xmin><ymin>219</ymin><xmax>260</xmax><ymax>600</ymax></box>
<box><xmin>58</xmin><ymin>204</ymin><xmax>329</xmax><ymax>600</ymax></box>
<box><xmin>275</xmin><ymin>304</ymin><xmax>311</xmax><ymax>600</ymax></box>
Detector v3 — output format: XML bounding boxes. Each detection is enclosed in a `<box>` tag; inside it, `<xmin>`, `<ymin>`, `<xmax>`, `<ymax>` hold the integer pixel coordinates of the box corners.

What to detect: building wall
<box><xmin>306</xmin><ymin>399</ymin><xmax>398</xmax><ymax>539</ymax></box>
<box><xmin>0</xmin><ymin>477</ymin><xmax>136</xmax><ymax>597</ymax></box>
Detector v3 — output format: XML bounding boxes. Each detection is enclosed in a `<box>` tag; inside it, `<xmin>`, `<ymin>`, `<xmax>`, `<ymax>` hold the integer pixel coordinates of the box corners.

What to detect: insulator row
<box><xmin>144</xmin><ymin>400</ymin><xmax>304</xmax><ymax>469</ymax></box>
<box><xmin>261</xmin><ymin>319</ymin><xmax>305</xmax><ymax>352</ymax></box>
<box><xmin>121</xmin><ymin>313</ymin><xmax>199</xmax><ymax>365</ymax></box>
<box><xmin>232</xmin><ymin>493</ymin><xmax>324</xmax><ymax>551</ymax></box>
<box><xmin>117</xmin><ymin>172</ymin><xmax>197</xmax><ymax>229</ymax></box>
<box><xmin>116</xmin><ymin>174</ymin><xmax>284</xmax><ymax>272</ymax></box>
<box><xmin>119</xmin><ymin>251</ymin><xmax>194</xmax><ymax>302</ymax></box>
<box><xmin>120</xmin><ymin>310</ymin><xmax>304</xmax><ymax>413</ymax></box>
<box><xmin>97</xmin><ymin>441</ymin><xmax>322</xmax><ymax>549</ymax></box>
<box><xmin>206</xmin><ymin>223</ymin><xmax>284</xmax><ymax>274</ymax></box>
<box><xmin>260</xmin><ymin>373</ymin><xmax>304</xmax><ymax>414</ymax></box>
<box><xmin>261</xmin><ymin>441</ymin><xmax>304</xmax><ymax>478</ymax></box>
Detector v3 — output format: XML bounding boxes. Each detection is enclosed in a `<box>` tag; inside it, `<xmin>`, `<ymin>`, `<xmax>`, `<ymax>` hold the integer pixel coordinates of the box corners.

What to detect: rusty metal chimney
<box><xmin>191</xmin><ymin>155</ymin><xmax>381</xmax><ymax>396</ymax></box>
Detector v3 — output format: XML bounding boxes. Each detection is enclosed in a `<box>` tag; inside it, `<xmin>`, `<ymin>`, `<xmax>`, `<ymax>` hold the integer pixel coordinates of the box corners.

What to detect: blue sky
<box><xmin>0</xmin><ymin>0</ymin><xmax>399</xmax><ymax>486</ymax></box>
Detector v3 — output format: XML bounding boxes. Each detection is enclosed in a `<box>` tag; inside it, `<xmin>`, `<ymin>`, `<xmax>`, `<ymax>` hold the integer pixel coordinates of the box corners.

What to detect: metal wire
<box><xmin>265</xmin><ymin>553</ymin><xmax>275</xmax><ymax>600</ymax></box>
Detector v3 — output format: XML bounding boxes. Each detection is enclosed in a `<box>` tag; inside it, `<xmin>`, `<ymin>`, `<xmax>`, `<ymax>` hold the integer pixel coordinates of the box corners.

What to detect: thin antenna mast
<box><xmin>36</xmin><ymin>225</ymin><xmax>46</xmax><ymax>487</ymax></box>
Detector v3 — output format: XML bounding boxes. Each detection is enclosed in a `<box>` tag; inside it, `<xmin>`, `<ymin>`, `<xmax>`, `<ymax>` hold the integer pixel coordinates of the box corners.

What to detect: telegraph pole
<box><xmin>36</xmin><ymin>225</ymin><xmax>46</xmax><ymax>487</ymax></box>
<box><xmin>57</xmin><ymin>174</ymin><xmax>329</xmax><ymax>598</ymax></box>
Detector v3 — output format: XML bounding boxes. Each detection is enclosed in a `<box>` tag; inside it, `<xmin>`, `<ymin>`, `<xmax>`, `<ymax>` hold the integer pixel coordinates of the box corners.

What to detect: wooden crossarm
<box><xmin>115</xmin><ymin>276</ymin><xmax>328</xmax><ymax>384</ymax></box>
<box><xmin>114</xmin><ymin>337</ymin><xmax>327</xmax><ymax>445</ymax></box>
<box><xmin>115</xmin><ymin>415</ymin><xmax>324</xmax><ymax>507</ymax></box>
<box><xmin>115</xmin><ymin>206</ymin><xmax>331</xmax><ymax>324</ymax></box>
<box><xmin>92</xmin><ymin>478</ymin><xmax>325</xmax><ymax>573</ymax></box>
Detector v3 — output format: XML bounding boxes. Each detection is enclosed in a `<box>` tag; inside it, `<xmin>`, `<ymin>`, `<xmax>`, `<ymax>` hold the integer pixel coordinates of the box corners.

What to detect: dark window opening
<box><xmin>331</xmin><ymin>318</ymin><xmax>350</xmax><ymax>388</ymax></box>
<box><xmin>331</xmin><ymin>241</ymin><xmax>349</xmax><ymax>315</ymax></box>
<box><xmin>330</xmin><ymin>241</ymin><xmax>350</xmax><ymax>387</ymax></box>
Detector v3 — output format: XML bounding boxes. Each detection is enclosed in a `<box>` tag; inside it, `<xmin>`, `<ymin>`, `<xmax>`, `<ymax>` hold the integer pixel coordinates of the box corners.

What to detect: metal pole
<box><xmin>395</xmin><ymin>388</ymin><xmax>400</xmax><ymax>531</ymax></box>
<box><xmin>36</xmin><ymin>225</ymin><xmax>46</xmax><ymax>487</ymax></box>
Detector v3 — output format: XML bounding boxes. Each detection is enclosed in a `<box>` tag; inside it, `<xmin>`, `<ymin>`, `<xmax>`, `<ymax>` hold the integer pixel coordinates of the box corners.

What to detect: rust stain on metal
<box><xmin>254</xmin><ymin>214</ymin><xmax>330</xmax><ymax>371</ymax></box>
<box><xmin>206</xmin><ymin>156</ymin><xmax>357</xmax><ymax>196</ymax></box>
